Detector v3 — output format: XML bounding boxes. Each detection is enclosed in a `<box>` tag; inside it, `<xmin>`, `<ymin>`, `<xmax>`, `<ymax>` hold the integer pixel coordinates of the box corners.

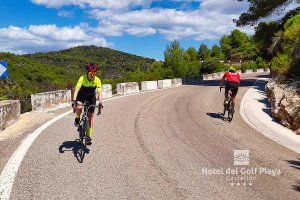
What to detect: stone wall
<box><xmin>0</xmin><ymin>100</ymin><xmax>20</xmax><ymax>131</ymax></box>
<box><xmin>266</xmin><ymin>79</ymin><xmax>300</xmax><ymax>134</ymax></box>
<box><xmin>102</xmin><ymin>84</ymin><xmax>112</xmax><ymax>99</ymax></box>
<box><xmin>158</xmin><ymin>79</ymin><xmax>172</xmax><ymax>89</ymax></box>
<box><xmin>141</xmin><ymin>81</ymin><xmax>158</xmax><ymax>91</ymax></box>
<box><xmin>171</xmin><ymin>78</ymin><xmax>182</xmax><ymax>87</ymax></box>
<box><xmin>31</xmin><ymin>90</ymin><xmax>71</xmax><ymax>111</ymax></box>
<box><xmin>117</xmin><ymin>82</ymin><xmax>139</xmax><ymax>95</ymax></box>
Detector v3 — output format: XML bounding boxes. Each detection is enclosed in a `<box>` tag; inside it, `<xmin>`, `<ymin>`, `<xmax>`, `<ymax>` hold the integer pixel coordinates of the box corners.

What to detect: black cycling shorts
<box><xmin>225</xmin><ymin>81</ymin><xmax>239</xmax><ymax>97</ymax></box>
<box><xmin>76</xmin><ymin>92</ymin><xmax>96</xmax><ymax>113</ymax></box>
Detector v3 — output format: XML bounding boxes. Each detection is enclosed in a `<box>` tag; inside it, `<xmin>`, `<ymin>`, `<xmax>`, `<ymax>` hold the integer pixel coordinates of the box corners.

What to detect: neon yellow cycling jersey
<box><xmin>75</xmin><ymin>75</ymin><xmax>102</xmax><ymax>95</ymax></box>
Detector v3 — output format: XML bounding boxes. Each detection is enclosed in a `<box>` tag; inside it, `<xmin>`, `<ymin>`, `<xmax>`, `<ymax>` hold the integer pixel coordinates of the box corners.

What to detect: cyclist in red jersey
<box><xmin>219</xmin><ymin>66</ymin><xmax>240</xmax><ymax>109</ymax></box>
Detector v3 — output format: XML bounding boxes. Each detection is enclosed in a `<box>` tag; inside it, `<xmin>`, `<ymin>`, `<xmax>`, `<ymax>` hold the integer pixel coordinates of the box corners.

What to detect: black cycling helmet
<box><xmin>85</xmin><ymin>63</ymin><xmax>98</xmax><ymax>74</ymax></box>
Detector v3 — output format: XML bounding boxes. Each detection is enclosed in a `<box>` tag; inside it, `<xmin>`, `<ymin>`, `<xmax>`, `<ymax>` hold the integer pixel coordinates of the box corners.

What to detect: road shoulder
<box><xmin>240</xmin><ymin>78</ymin><xmax>300</xmax><ymax>154</ymax></box>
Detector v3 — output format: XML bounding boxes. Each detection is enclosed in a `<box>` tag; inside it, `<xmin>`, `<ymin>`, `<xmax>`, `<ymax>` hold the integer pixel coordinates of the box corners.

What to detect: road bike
<box><xmin>74</xmin><ymin>100</ymin><xmax>102</xmax><ymax>163</ymax></box>
<box><xmin>220</xmin><ymin>86</ymin><xmax>235</xmax><ymax>122</ymax></box>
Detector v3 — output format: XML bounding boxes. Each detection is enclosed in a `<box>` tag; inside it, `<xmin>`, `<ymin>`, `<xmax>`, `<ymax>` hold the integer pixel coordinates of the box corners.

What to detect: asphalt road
<box><xmin>7</xmin><ymin>73</ymin><xmax>300</xmax><ymax>199</ymax></box>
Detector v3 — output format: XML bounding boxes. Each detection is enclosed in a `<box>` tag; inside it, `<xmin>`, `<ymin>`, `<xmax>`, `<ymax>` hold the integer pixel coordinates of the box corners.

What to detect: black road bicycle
<box><xmin>220</xmin><ymin>86</ymin><xmax>235</xmax><ymax>122</ymax></box>
<box><xmin>74</xmin><ymin>100</ymin><xmax>102</xmax><ymax>163</ymax></box>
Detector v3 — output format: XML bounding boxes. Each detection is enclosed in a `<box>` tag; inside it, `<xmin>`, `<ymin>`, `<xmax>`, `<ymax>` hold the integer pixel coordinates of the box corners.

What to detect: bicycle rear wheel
<box><xmin>227</xmin><ymin>101</ymin><xmax>234</xmax><ymax>122</ymax></box>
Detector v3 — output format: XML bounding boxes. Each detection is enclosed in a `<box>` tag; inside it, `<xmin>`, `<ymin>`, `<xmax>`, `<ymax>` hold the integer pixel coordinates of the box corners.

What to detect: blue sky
<box><xmin>0</xmin><ymin>0</ymin><xmax>256</xmax><ymax>60</ymax></box>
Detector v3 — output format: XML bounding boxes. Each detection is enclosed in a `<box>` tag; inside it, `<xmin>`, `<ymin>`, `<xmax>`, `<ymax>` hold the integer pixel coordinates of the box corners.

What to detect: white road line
<box><xmin>0</xmin><ymin>86</ymin><xmax>182</xmax><ymax>200</ymax></box>
<box><xmin>0</xmin><ymin>110</ymin><xmax>72</xmax><ymax>200</ymax></box>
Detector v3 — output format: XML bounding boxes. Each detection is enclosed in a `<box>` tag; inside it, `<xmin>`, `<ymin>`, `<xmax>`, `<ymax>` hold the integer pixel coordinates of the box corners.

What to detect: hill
<box><xmin>0</xmin><ymin>45</ymin><xmax>155</xmax><ymax>112</ymax></box>
<box><xmin>23</xmin><ymin>45</ymin><xmax>155</xmax><ymax>79</ymax></box>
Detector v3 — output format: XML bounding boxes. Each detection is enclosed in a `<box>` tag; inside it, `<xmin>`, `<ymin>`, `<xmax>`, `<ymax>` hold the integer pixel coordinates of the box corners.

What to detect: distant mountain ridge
<box><xmin>24</xmin><ymin>45</ymin><xmax>155</xmax><ymax>79</ymax></box>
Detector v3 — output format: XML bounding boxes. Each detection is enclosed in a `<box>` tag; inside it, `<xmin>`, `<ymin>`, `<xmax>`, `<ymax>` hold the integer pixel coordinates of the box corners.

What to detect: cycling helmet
<box><xmin>85</xmin><ymin>63</ymin><xmax>98</xmax><ymax>74</ymax></box>
<box><xmin>229</xmin><ymin>66</ymin><xmax>236</xmax><ymax>72</ymax></box>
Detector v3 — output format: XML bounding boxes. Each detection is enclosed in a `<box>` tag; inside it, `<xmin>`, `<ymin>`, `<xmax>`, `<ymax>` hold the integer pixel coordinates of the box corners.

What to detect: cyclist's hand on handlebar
<box><xmin>72</xmin><ymin>100</ymin><xmax>77</xmax><ymax>109</ymax></box>
<box><xmin>97</xmin><ymin>102</ymin><xmax>103</xmax><ymax>115</ymax></box>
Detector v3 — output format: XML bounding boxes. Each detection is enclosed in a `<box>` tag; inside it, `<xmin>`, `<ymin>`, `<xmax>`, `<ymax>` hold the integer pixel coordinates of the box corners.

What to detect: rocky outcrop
<box><xmin>265</xmin><ymin>79</ymin><xmax>300</xmax><ymax>134</ymax></box>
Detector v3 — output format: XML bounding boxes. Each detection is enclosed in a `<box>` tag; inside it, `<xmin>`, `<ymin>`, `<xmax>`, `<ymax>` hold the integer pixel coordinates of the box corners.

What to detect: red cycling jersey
<box><xmin>223</xmin><ymin>72</ymin><xmax>240</xmax><ymax>84</ymax></box>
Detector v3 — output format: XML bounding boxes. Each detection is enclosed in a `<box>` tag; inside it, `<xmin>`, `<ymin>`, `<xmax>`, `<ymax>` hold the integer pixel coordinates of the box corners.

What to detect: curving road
<box><xmin>6</xmin><ymin>73</ymin><xmax>300</xmax><ymax>199</ymax></box>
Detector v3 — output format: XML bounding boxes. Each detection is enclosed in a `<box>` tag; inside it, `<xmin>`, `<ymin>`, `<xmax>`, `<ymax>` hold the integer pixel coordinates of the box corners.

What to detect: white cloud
<box><xmin>90</xmin><ymin>4</ymin><xmax>252</xmax><ymax>41</ymax></box>
<box><xmin>30</xmin><ymin>0</ymin><xmax>255</xmax><ymax>40</ymax></box>
<box><xmin>31</xmin><ymin>0</ymin><xmax>153</xmax><ymax>9</ymax></box>
<box><xmin>0</xmin><ymin>25</ymin><xmax>111</xmax><ymax>54</ymax></box>
<box><xmin>58</xmin><ymin>10</ymin><xmax>74</xmax><ymax>18</ymax></box>
<box><xmin>126</xmin><ymin>26</ymin><xmax>156</xmax><ymax>36</ymax></box>
<box><xmin>6</xmin><ymin>0</ymin><xmax>262</xmax><ymax>54</ymax></box>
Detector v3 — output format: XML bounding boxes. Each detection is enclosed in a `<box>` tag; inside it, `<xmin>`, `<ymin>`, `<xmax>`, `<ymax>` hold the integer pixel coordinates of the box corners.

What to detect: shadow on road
<box><xmin>206</xmin><ymin>112</ymin><xmax>223</xmax><ymax>119</ymax></box>
<box><xmin>59</xmin><ymin>140</ymin><xmax>90</xmax><ymax>163</ymax></box>
<box><xmin>206</xmin><ymin>112</ymin><xmax>232</xmax><ymax>123</ymax></box>
<box><xmin>286</xmin><ymin>159</ymin><xmax>300</xmax><ymax>170</ymax></box>
<box><xmin>285</xmin><ymin>159</ymin><xmax>300</xmax><ymax>192</ymax></box>
<box><xmin>293</xmin><ymin>181</ymin><xmax>300</xmax><ymax>192</ymax></box>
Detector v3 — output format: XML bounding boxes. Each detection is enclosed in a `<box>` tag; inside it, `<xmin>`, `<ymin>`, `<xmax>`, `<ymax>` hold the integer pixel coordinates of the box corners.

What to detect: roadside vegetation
<box><xmin>1</xmin><ymin>1</ymin><xmax>300</xmax><ymax>113</ymax></box>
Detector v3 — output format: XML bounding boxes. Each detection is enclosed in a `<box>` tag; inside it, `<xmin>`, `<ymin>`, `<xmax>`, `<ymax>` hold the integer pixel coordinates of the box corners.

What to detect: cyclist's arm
<box><xmin>73</xmin><ymin>88</ymin><xmax>79</xmax><ymax>101</ymax></box>
<box><xmin>220</xmin><ymin>73</ymin><xmax>227</xmax><ymax>86</ymax></box>
<box><xmin>73</xmin><ymin>76</ymin><xmax>83</xmax><ymax>101</ymax></box>
<box><xmin>95</xmin><ymin>78</ymin><xmax>102</xmax><ymax>104</ymax></box>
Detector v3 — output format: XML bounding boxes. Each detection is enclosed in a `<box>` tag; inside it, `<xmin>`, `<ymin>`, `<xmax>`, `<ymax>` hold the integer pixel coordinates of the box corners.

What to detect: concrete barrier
<box><xmin>256</xmin><ymin>68</ymin><xmax>263</xmax><ymax>72</ymax></box>
<box><xmin>236</xmin><ymin>70</ymin><xmax>242</xmax><ymax>74</ymax></box>
<box><xmin>158</xmin><ymin>79</ymin><xmax>172</xmax><ymax>89</ymax></box>
<box><xmin>31</xmin><ymin>90</ymin><xmax>71</xmax><ymax>111</ymax></box>
<box><xmin>171</xmin><ymin>78</ymin><xmax>182</xmax><ymax>87</ymax></box>
<box><xmin>245</xmin><ymin>69</ymin><xmax>254</xmax><ymax>74</ymax></box>
<box><xmin>183</xmin><ymin>76</ymin><xmax>203</xmax><ymax>84</ymax></box>
<box><xmin>0</xmin><ymin>100</ymin><xmax>20</xmax><ymax>131</ymax></box>
<box><xmin>117</xmin><ymin>82</ymin><xmax>139</xmax><ymax>95</ymax></box>
<box><xmin>102</xmin><ymin>84</ymin><xmax>112</xmax><ymax>99</ymax></box>
<box><xmin>203</xmin><ymin>74</ymin><xmax>213</xmax><ymax>80</ymax></box>
<box><xmin>141</xmin><ymin>81</ymin><xmax>158</xmax><ymax>91</ymax></box>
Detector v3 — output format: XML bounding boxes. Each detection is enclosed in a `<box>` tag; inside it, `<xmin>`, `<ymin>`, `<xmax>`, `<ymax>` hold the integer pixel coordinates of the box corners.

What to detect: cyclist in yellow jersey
<box><xmin>72</xmin><ymin>63</ymin><xmax>103</xmax><ymax>145</ymax></box>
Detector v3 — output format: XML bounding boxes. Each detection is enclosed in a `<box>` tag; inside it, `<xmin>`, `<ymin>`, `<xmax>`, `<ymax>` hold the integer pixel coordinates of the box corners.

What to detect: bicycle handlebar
<box><xmin>72</xmin><ymin>101</ymin><xmax>103</xmax><ymax>115</ymax></box>
<box><xmin>219</xmin><ymin>85</ymin><xmax>224</xmax><ymax>92</ymax></box>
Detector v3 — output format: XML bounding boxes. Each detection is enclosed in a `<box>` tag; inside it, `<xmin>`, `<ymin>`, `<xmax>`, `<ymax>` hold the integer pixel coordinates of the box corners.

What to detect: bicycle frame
<box><xmin>220</xmin><ymin>86</ymin><xmax>235</xmax><ymax>122</ymax></box>
<box><xmin>74</xmin><ymin>100</ymin><xmax>101</xmax><ymax>163</ymax></box>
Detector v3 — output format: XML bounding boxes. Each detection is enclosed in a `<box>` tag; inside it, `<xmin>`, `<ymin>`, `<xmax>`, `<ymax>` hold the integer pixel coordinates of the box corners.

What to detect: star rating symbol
<box><xmin>229</xmin><ymin>182</ymin><xmax>253</xmax><ymax>186</ymax></box>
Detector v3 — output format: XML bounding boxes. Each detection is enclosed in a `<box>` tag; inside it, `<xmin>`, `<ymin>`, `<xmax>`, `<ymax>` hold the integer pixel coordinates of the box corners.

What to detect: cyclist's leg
<box><xmin>231</xmin><ymin>84</ymin><xmax>239</xmax><ymax>109</ymax></box>
<box><xmin>224</xmin><ymin>84</ymin><xmax>230</xmax><ymax>104</ymax></box>
<box><xmin>74</xmin><ymin>93</ymin><xmax>84</xmax><ymax>126</ymax></box>
<box><xmin>87</xmin><ymin>95</ymin><xmax>96</xmax><ymax>139</ymax></box>
<box><xmin>88</xmin><ymin>112</ymin><xmax>94</xmax><ymax>138</ymax></box>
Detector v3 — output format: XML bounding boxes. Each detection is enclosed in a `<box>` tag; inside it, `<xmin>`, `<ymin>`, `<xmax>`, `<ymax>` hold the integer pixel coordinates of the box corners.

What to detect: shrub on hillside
<box><xmin>240</xmin><ymin>61</ymin><xmax>257</xmax><ymax>72</ymax></box>
<box><xmin>271</xmin><ymin>53</ymin><xmax>291</xmax><ymax>76</ymax></box>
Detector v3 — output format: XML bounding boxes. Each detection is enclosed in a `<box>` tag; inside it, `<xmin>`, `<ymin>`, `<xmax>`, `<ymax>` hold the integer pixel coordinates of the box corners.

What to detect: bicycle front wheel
<box><xmin>79</xmin><ymin>121</ymin><xmax>88</xmax><ymax>162</ymax></box>
<box><xmin>228</xmin><ymin>103</ymin><xmax>234</xmax><ymax>122</ymax></box>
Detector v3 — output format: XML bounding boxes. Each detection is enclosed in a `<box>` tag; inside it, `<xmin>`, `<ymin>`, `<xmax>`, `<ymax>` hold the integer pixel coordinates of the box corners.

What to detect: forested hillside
<box><xmin>0</xmin><ymin>46</ymin><xmax>155</xmax><ymax>112</ymax></box>
<box><xmin>24</xmin><ymin>45</ymin><xmax>155</xmax><ymax>79</ymax></box>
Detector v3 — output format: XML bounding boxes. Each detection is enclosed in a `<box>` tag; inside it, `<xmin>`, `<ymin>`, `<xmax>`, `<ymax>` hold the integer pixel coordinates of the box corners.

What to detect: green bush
<box><xmin>240</xmin><ymin>61</ymin><xmax>257</xmax><ymax>72</ymax></box>
<box><xmin>201</xmin><ymin>57</ymin><xmax>220</xmax><ymax>74</ymax></box>
<box><xmin>255</xmin><ymin>57</ymin><xmax>269</xmax><ymax>69</ymax></box>
<box><xmin>271</xmin><ymin>53</ymin><xmax>291</xmax><ymax>76</ymax></box>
